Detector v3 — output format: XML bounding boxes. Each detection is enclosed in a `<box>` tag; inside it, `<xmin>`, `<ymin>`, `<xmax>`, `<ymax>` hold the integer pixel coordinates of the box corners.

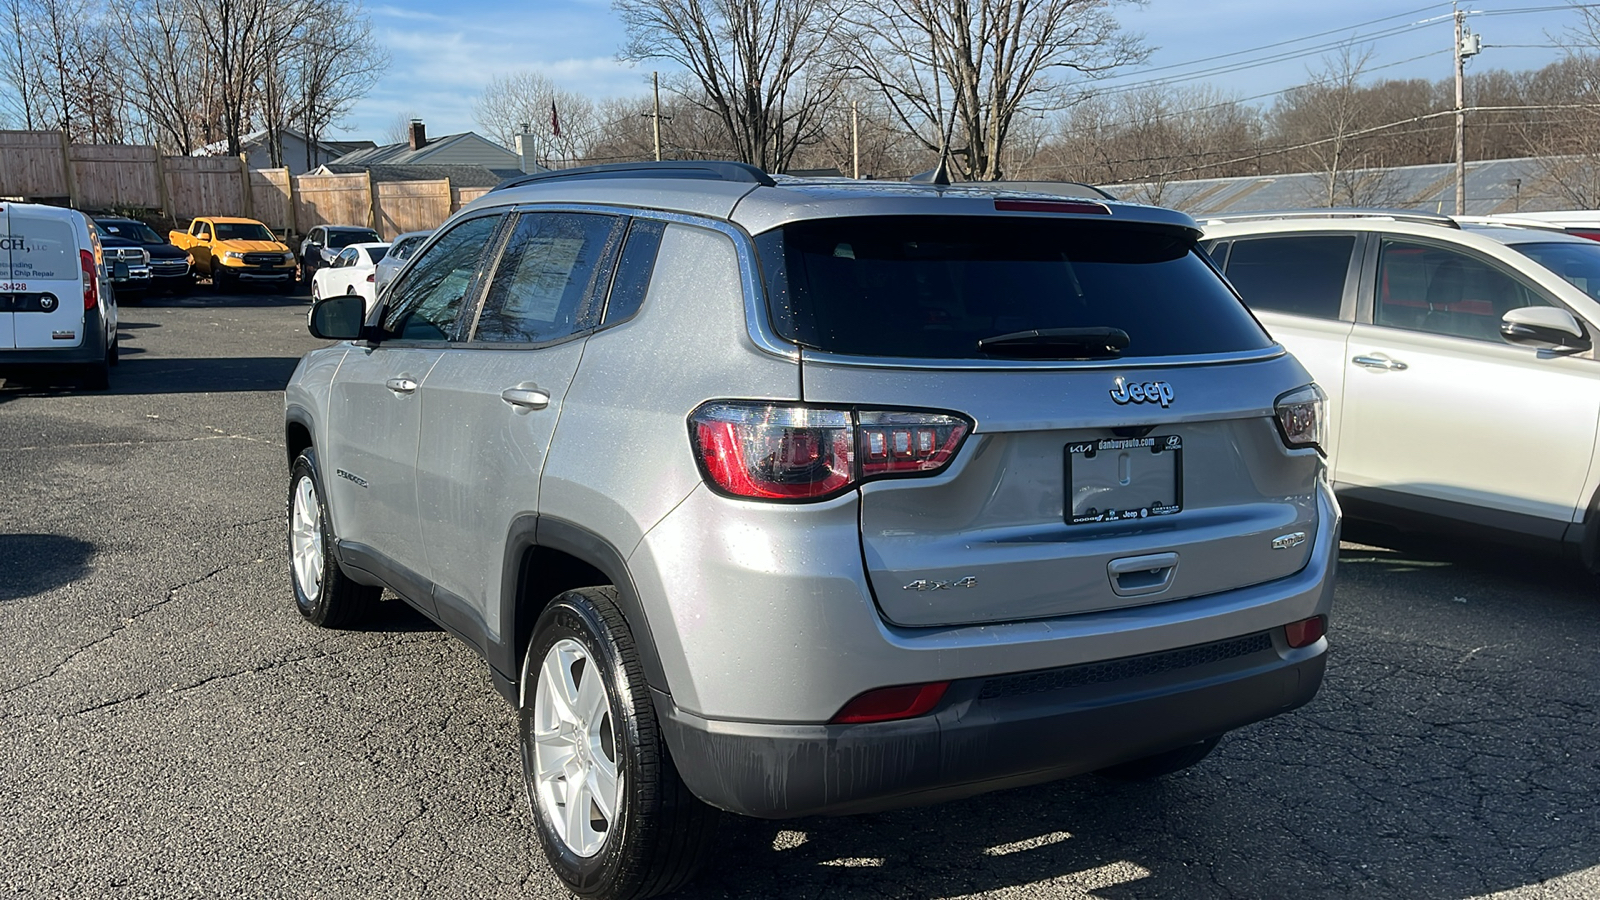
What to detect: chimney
<box><xmin>408</xmin><ymin>119</ymin><xmax>426</xmax><ymax>151</ymax></box>
<box><xmin>516</xmin><ymin>123</ymin><xmax>533</xmax><ymax>173</ymax></box>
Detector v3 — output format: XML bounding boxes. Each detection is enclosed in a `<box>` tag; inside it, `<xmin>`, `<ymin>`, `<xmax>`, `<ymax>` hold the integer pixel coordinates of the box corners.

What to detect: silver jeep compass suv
<box><xmin>284</xmin><ymin>162</ymin><xmax>1338</xmax><ymax>900</ymax></box>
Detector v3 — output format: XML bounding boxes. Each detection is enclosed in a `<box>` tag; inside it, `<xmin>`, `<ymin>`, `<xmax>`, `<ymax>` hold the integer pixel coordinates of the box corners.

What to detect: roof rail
<box><xmin>491</xmin><ymin>160</ymin><xmax>776</xmax><ymax>193</ymax></box>
<box><xmin>1197</xmin><ymin>208</ymin><xmax>1460</xmax><ymax>229</ymax></box>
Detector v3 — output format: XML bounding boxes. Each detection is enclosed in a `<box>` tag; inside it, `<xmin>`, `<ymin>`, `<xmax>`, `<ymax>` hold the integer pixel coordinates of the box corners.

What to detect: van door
<box><xmin>0</xmin><ymin>203</ymin><xmax>13</xmax><ymax>348</ymax></box>
<box><xmin>8</xmin><ymin>207</ymin><xmax>85</xmax><ymax>351</ymax></box>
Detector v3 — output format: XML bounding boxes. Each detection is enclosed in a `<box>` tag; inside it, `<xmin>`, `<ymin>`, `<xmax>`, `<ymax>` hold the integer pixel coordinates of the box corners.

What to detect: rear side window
<box><xmin>473</xmin><ymin>212</ymin><xmax>622</xmax><ymax>344</ymax></box>
<box><xmin>1223</xmin><ymin>235</ymin><xmax>1354</xmax><ymax>320</ymax></box>
<box><xmin>757</xmin><ymin>216</ymin><xmax>1271</xmax><ymax>360</ymax></box>
<box><xmin>602</xmin><ymin>218</ymin><xmax>667</xmax><ymax>325</ymax></box>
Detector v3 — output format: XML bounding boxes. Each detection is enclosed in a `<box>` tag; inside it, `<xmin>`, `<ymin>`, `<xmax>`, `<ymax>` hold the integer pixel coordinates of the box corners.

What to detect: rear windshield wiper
<box><xmin>976</xmin><ymin>327</ymin><xmax>1130</xmax><ymax>359</ymax></box>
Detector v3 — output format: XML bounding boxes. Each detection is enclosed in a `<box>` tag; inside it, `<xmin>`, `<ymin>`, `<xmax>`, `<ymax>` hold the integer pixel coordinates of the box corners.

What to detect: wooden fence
<box><xmin>0</xmin><ymin>129</ymin><xmax>490</xmax><ymax>239</ymax></box>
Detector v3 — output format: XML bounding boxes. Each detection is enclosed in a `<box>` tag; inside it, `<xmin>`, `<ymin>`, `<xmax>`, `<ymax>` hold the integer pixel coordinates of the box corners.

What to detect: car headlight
<box><xmin>282</xmin><ymin>252</ymin><xmax>295</xmax><ymax>264</ymax></box>
<box><xmin>1274</xmin><ymin>384</ymin><xmax>1327</xmax><ymax>455</ymax></box>
<box><xmin>223</xmin><ymin>251</ymin><xmax>244</xmax><ymax>261</ymax></box>
<box><xmin>139</xmin><ymin>249</ymin><xmax>150</xmax><ymax>264</ymax></box>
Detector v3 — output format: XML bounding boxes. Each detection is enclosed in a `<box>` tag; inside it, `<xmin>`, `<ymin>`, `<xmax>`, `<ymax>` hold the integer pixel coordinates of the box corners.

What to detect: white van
<box><xmin>0</xmin><ymin>202</ymin><xmax>118</xmax><ymax>389</ymax></box>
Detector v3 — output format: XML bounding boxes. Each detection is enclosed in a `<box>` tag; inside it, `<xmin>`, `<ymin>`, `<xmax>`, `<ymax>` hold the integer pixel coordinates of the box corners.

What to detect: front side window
<box><xmin>382</xmin><ymin>214</ymin><xmax>503</xmax><ymax>341</ymax></box>
<box><xmin>1223</xmin><ymin>234</ymin><xmax>1355</xmax><ymax>321</ymax></box>
<box><xmin>758</xmin><ymin>216</ymin><xmax>1272</xmax><ymax>359</ymax></box>
<box><xmin>1375</xmin><ymin>239</ymin><xmax>1550</xmax><ymax>342</ymax></box>
<box><xmin>1509</xmin><ymin>240</ymin><xmax>1600</xmax><ymax>303</ymax></box>
<box><xmin>197</xmin><ymin>222</ymin><xmax>212</xmax><ymax>240</ymax></box>
<box><xmin>472</xmin><ymin>212</ymin><xmax>622</xmax><ymax>344</ymax></box>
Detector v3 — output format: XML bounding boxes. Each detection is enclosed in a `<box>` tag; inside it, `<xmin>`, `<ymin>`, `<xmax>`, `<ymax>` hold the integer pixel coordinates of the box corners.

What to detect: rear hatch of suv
<box><xmin>756</xmin><ymin>211</ymin><xmax>1324</xmax><ymax>627</ymax></box>
<box><xmin>2</xmin><ymin>205</ymin><xmax>87</xmax><ymax>352</ymax></box>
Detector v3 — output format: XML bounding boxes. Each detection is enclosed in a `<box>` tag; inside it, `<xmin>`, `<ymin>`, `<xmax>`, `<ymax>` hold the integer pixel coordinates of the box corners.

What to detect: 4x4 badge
<box><xmin>902</xmin><ymin>576</ymin><xmax>978</xmax><ymax>591</ymax></box>
<box><xmin>1110</xmin><ymin>378</ymin><xmax>1174</xmax><ymax>407</ymax></box>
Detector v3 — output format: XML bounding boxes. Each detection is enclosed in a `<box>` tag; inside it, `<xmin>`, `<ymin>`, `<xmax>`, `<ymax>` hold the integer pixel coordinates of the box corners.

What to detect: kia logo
<box><xmin>1110</xmin><ymin>379</ymin><xmax>1174</xmax><ymax>407</ymax></box>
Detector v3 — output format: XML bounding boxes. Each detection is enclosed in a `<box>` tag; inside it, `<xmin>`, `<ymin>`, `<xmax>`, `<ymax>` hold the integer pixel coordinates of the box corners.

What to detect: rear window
<box><xmin>330</xmin><ymin>229</ymin><xmax>381</xmax><ymax>249</ymax></box>
<box><xmin>367</xmin><ymin>247</ymin><xmax>389</xmax><ymax>264</ymax></box>
<box><xmin>756</xmin><ymin>216</ymin><xmax>1271</xmax><ymax>360</ymax></box>
<box><xmin>5</xmin><ymin>212</ymin><xmax>76</xmax><ymax>282</ymax></box>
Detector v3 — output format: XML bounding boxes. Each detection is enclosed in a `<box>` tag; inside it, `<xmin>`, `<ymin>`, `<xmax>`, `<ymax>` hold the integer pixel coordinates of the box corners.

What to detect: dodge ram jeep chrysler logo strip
<box><xmin>1109</xmin><ymin>378</ymin><xmax>1175</xmax><ymax>407</ymax></box>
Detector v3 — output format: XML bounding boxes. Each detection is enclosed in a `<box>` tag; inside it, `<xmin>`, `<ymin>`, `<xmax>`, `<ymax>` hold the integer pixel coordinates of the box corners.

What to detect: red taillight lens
<box><xmin>80</xmin><ymin>249</ymin><xmax>98</xmax><ymax>309</ymax></box>
<box><xmin>690</xmin><ymin>402</ymin><xmax>970</xmax><ymax>501</ymax></box>
<box><xmin>831</xmin><ymin>682</ymin><xmax>950</xmax><ymax>724</ymax></box>
<box><xmin>366</xmin><ymin>273</ymin><xmax>375</xmax><ymax>282</ymax></box>
<box><xmin>1284</xmin><ymin>615</ymin><xmax>1326</xmax><ymax>649</ymax></box>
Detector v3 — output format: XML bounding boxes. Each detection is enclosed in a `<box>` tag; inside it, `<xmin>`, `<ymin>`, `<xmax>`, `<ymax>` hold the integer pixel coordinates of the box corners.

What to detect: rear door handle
<box><xmin>385</xmin><ymin>377</ymin><xmax>418</xmax><ymax>394</ymax></box>
<box><xmin>1352</xmin><ymin>354</ymin><xmax>1408</xmax><ymax>371</ymax></box>
<box><xmin>501</xmin><ymin>386</ymin><xmax>551</xmax><ymax>411</ymax></box>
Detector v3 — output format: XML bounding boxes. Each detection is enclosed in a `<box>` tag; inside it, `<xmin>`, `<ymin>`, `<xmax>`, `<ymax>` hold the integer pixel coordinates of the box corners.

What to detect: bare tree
<box><xmin>615</xmin><ymin>0</ymin><xmax>841</xmax><ymax>171</ymax></box>
<box><xmin>834</xmin><ymin>0</ymin><xmax>1147</xmax><ymax>181</ymax></box>
<box><xmin>1269</xmin><ymin>47</ymin><xmax>1385</xmax><ymax>207</ymax></box>
<box><xmin>283</xmin><ymin>0</ymin><xmax>388</xmax><ymax>168</ymax></box>
<box><xmin>0</xmin><ymin>0</ymin><xmax>40</xmax><ymax>129</ymax></box>
<box><xmin>472</xmin><ymin>72</ymin><xmax>598</xmax><ymax>166</ymax></box>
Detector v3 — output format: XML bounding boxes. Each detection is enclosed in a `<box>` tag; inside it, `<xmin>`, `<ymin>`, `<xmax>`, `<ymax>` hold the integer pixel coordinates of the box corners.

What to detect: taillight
<box><xmin>831</xmin><ymin>682</ymin><xmax>950</xmax><ymax>724</ymax></box>
<box><xmin>366</xmin><ymin>273</ymin><xmax>375</xmax><ymax>282</ymax></box>
<box><xmin>690</xmin><ymin>402</ymin><xmax>971</xmax><ymax>501</ymax></box>
<box><xmin>1274</xmin><ymin>384</ymin><xmax>1326</xmax><ymax>455</ymax></box>
<box><xmin>1284</xmin><ymin>615</ymin><xmax>1326</xmax><ymax>649</ymax></box>
<box><xmin>79</xmin><ymin>249</ymin><xmax>98</xmax><ymax>309</ymax></box>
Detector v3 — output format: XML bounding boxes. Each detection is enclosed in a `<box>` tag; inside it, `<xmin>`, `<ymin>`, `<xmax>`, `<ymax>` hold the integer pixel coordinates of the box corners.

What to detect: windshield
<box><xmin>214</xmin><ymin>222</ymin><xmax>276</xmax><ymax>242</ymax></box>
<box><xmin>330</xmin><ymin>229</ymin><xmax>381</xmax><ymax>249</ymax></box>
<box><xmin>1510</xmin><ymin>241</ymin><xmax>1600</xmax><ymax>302</ymax></box>
<box><xmin>757</xmin><ymin>216</ymin><xmax>1271</xmax><ymax>359</ymax></box>
<box><xmin>97</xmin><ymin>220</ymin><xmax>164</xmax><ymax>244</ymax></box>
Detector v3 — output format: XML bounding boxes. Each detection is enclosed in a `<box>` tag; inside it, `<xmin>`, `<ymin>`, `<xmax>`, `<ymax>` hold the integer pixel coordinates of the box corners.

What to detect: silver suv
<box><xmin>284</xmin><ymin>162</ymin><xmax>1338</xmax><ymax>900</ymax></box>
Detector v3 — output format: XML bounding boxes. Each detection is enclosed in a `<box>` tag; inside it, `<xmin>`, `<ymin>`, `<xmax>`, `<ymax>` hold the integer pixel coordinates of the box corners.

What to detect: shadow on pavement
<box><xmin>0</xmin><ymin>534</ymin><xmax>96</xmax><ymax>602</ymax></box>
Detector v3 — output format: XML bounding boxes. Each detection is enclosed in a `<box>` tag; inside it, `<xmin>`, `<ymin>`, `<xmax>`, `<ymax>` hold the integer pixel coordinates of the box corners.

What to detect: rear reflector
<box><xmin>831</xmin><ymin>682</ymin><xmax>950</xmax><ymax>724</ymax></box>
<box><xmin>1284</xmin><ymin>615</ymin><xmax>1326</xmax><ymax>649</ymax></box>
<box><xmin>994</xmin><ymin>199</ymin><xmax>1111</xmax><ymax>215</ymax></box>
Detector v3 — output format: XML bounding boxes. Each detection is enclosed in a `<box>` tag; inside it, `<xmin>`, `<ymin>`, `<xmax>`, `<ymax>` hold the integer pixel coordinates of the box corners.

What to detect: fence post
<box><xmin>59</xmin><ymin>127</ymin><xmax>80</xmax><ymax>208</ymax></box>
<box><xmin>284</xmin><ymin>168</ymin><xmax>298</xmax><ymax>240</ymax></box>
<box><xmin>157</xmin><ymin>156</ymin><xmax>176</xmax><ymax>222</ymax></box>
<box><xmin>365</xmin><ymin>170</ymin><xmax>379</xmax><ymax>235</ymax></box>
<box><xmin>238</xmin><ymin>153</ymin><xmax>254</xmax><ymax>219</ymax></box>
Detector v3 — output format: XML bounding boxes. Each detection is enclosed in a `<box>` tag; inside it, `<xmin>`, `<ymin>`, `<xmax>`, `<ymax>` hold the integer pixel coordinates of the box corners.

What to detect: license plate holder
<box><xmin>1064</xmin><ymin>435</ymin><xmax>1183</xmax><ymax>525</ymax></box>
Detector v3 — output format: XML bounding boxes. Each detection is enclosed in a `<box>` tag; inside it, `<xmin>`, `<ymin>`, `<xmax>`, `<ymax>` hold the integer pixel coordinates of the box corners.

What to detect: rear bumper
<box><xmin>659</xmin><ymin>633</ymin><xmax>1325</xmax><ymax>818</ymax></box>
<box><xmin>0</xmin><ymin>308</ymin><xmax>106</xmax><ymax>370</ymax></box>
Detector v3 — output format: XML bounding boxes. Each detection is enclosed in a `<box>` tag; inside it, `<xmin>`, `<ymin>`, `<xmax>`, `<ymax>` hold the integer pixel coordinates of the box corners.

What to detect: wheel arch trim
<box><xmin>493</xmin><ymin>515</ymin><xmax>669</xmax><ymax>705</ymax></box>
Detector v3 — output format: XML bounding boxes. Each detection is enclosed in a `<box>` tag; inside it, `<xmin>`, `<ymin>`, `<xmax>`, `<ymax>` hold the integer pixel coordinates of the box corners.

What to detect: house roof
<box><xmin>194</xmin><ymin>128</ymin><xmax>373</xmax><ymax>158</ymax></box>
<box><xmin>328</xmin><ymin>132</ymin><xmax>517</xmax><ymax>167</ymax></box>
<box><xmin>315</xmin><ymin>163</ymin><xmax>522</xmax><ymax>187</ymax></box>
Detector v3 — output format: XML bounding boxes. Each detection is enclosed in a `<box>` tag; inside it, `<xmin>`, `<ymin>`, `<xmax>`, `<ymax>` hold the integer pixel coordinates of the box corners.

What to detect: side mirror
<box><xmin>1501</xmin><ymin>307</ymin><xmax>1591</xmax><ymax>352</ymax></box>
<box><xmin>308</xmin><ymin>295</ymin><xmax>368</xmax><ymax>340</ymax></box>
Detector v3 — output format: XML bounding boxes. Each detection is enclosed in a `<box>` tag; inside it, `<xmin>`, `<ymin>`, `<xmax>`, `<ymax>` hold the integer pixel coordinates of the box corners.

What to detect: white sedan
<box><xmin>310</xmin><ymin>242</ymin><xmax>390</xmax><ymax>312</ymax></box>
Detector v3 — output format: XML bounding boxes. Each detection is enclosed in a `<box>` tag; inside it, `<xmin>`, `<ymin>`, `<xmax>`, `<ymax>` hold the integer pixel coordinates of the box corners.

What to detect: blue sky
<box><xmin>346</xmin><ymin>0</ymin><xmax>1585</xmax><ymax>143</ymax></box>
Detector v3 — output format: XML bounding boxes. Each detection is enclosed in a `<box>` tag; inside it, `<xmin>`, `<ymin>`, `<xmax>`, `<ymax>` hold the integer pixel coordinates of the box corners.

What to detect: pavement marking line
<box><xmin>983</xmin><ymin>830</ymin><xmax>1074</xmax><ymax>857</ymax></box>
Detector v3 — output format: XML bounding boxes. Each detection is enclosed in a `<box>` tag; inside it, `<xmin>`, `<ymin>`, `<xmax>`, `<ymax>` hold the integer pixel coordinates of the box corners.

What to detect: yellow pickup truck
<box><xmin>169</xmin><ymin>217</ymin><xmax>297</xmax><ymax>289</ymax></box>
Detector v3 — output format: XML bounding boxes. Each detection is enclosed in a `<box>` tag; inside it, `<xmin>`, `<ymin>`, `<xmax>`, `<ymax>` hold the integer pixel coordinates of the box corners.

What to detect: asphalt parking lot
<box><xmin>2</xmin><ymin>288</ymin><xmax>1598</xmax><ymax>899</ymax></box>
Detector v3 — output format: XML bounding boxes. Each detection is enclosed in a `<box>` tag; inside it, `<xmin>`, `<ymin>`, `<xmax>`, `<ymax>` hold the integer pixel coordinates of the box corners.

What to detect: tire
<box><xmin>288</xmin><ymin>449</ymin><xmax>380</xmax><ymax>628</ymax></box>
<box><xmin>212</xmin><ymin>267</ymin><xmax>229</xmax><ymax>292</ymax></box>
<box><xmin>109</xmin><ymin>335</ymin><xmax>120</xmax><ymax>366</ymax></box>
<box><xmin>78</xmin><ymin>357</ymin><xmax>110</xmax><ymax>390</ymax></box>
<box><xmin>521</xmin><ymin>587</ymin><xmax>720</xmax><ymax>900</ymax></box>
<box><xmin>299</xmin><ymin>261</ymin><xmax>310</xmax><ymax>285</ymax></box>
<box><xmin>1096</xmin><ymin>736</ymin><xmax>1222</xmax><ymax>781</ymax></box>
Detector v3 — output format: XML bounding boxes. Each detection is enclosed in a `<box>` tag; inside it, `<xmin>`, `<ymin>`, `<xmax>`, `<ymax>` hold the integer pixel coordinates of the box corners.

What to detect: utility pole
<box><xmin>652</xmin><ymin>72</ymin><xmax>662</xmax><ymax>162</ymax></box>
<box><xmin>851</xmin><ymin>101</ymin><xmax>860</xmax><ymax>179</ymax></box>
<box><xmin>1453</xmin><ymin>3</ymin><xmax>1482</xmax><ymax>215</ymax></box>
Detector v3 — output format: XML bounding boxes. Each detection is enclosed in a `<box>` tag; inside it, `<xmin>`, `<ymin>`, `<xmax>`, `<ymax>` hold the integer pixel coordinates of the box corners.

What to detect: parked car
<box><xmin>0</xmin><ymin>201</ymin><xmax>118</xmax><ymax>389</ymax></box>
<box><xmin>309</xmin><ymin>242</ymin><xmax>389</xmax><ymax>312</ymax></box>
<box><xmin>373</xmin><ymin>228</ymin><xmax>430</xmax><ymax>295</ymax></box>
<box><xmin>93</xmin><ymin>216</ymin><xmax>192</xmax><ymax>297</ymax></box>
<box><xmin>1461</xmin><ymin>210</ymin><xmax>1600</xmax><ymax>243</ymax></box>
<box><xmin>299</xmin><ymin>224</ymin><xmax>382</xmax><ymax>284</ymax></box>
<box><xmin>286</xmin><ymin>162</ymin><xmax>1337</xmax><ymax>900</ymax></box>
<box><xmin>1203</xmin><ymin>209</ymin><xmax>1600</xmax><ymax>564</ymax></box>
<box><xmin>168</xmin><ymin>217</ymin><xmax>296</xmax><ymax>289</ymax></box>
